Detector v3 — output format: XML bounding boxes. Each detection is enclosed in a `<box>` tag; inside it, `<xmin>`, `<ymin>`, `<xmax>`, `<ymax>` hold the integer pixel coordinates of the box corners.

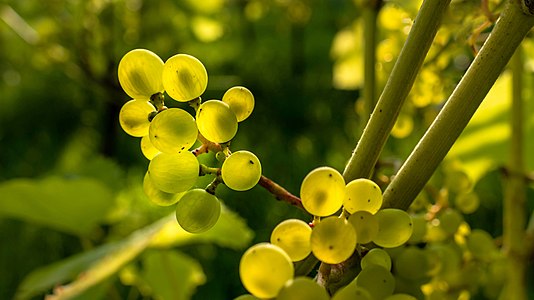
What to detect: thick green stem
<box><xmin>361</xmin><ymin>1</ymin><xmax>381</xmax><ymax>129</ymax></box>
<box><xmin>343</xmin><ymin>0</ymin><xmax>451</xmax><ymax>181</ymax></box>
<box><xmin>382</xmin><ymin>0</ymin><xmax>534</xmax><ymax>210</ymax></box>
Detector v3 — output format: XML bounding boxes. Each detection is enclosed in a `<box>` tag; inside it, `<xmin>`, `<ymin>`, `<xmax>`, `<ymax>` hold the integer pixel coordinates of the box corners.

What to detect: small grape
<box><xmin>118</xmin><ymin>49</ymin><xmax>164</xmax><ymax>99</ymax></box>
<box><xmin>373</xmin><ymin>209</ymin><xmax>413</xmax><ymax>248</ymax></box>
<box><xmin>310</xmin><ymin>216</ymin><xmax>356</xmax><ymax>264</ymax></box>
<box><xmin>348</xmin><ymin>210</ymin><xmax>379</xmax><ymax>244</ymax></box>
<box><xmin>149</xmin><ymin>108</ymin><xmax>198</xmax><ymax>153</ymax></box>
<box><xmin>175</xmin><ymin>189</ymin><xmax>221</xmax><ymax>233</ymax></box>
<box><xmin>270</xmin><ymin>219</ymin><xmax>312</xmax><ymax>262</ymax></box>
<box><xmin>143</xmin><ymin>172</ymin><xmax>183</xmax><ymax>206</ymax></box>
<box><xmin>222</xmin><ymin>86</ymin><xmax>255</xmax><ymax>122</ymax></box>
<box><xmin>437</xmin><ymin>208</ymin><xmax>464</xmax><ymax>236</ymax></box>
<box><xmin>140</xmin><ymin>135</ymin><xmax>160</xmax><ymax>160</ymax></box>
<box><xmin>332</xmin><ymin>283</ymin><xmax>373</xmax><ymax>300</ymax></box>
<box><xmin>196</xmin><ymin>100</ymin><xmax>238</xmax><ymax>143</ymax></box>
<box><xmin>277</xmin><ymin>277</ymin><xmax>329</xmax><ymax>300</ymax></box>
<box><xmin>344</xmin><ymin>178</ymin><xmax>383</xmax><ymax>214</ymax></box>
<box><xmin>221</xmin><ymin>150</ymin><xmax>261</xmax><ymax>191</ymax></box>
<box><xmin>354</xmin><ymin>264</ymin><xmax>395</xmax><ymax>300</ymax></box>
<box><xmin>119</xmin><ymin>99</ymin><xmax>156</xmax><ymax>137</ymax></box>
<box><xmin>239</xmin><ymin>243</ymin><xmax>294</xmax><ymax>299</ymax></box>
<box><xmin>454</xmin><ymin>191</ymin><xmax>480</xmax><ymax>214</ymax></box>
<box><xmin>162</xmin><ymin>54</ymin><xmax>208</xmax><ymax>102</ymax></box>
<box><xmin>466</xmin><ymin>229</ymin><xmax>498</xmax><ymax>261</ymax></box>
<box><xmin>300</xmin><ymin>166</ymin><xmax>346</xmax><ymax>216</ymax></box>
<box><xmin>361</xmin><ymin>248</ymin><xmax>392</xmax><ymax>271</ymax></box>
<box><xmin>148</xmin><ymin>152</ymin><xmax>199</xmax><ymax>193</ymax></box>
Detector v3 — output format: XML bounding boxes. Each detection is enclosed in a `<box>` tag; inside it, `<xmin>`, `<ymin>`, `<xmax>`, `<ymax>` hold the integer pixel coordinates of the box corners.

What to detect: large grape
<box><xmin>239</xmin><ymin>243</ymin><xmax>294</xmax><ymax>299</ymax></box>
<box><xmin>355</xmin><ymin>264</ymin><xmax>395</xmax><ymax>300</ymax></box>
<box><xmin>310</xmin><ymin>216</ymin><xmax>356</xmax><ymax>264</ymax></box>
<box><xmin>277</xmin><ymin>277</ymin><xmax>329</xmax><ymax>300</ymax></box>
<box><xmin>348</xmin><ymin>210</ymin><xmax>378</xmax><ymax>244</ymax></box>
<box><xmin>175</xmin><ymin>189</ymin><xmax>220</xmax><ymax>233</ymax></box>
<box><xmin>270</xmin><ymin>219</ymin><xmax>312</xmax><ymax>261</ymax></box>
<box><xmin>162</xmin><ymin>54</ymin><xmax>208</xmax><ymax>102</ymax></box>
<box><xmin>196</xmin><ymin>100</ymin><xmax>238</xmax><ymax>143</ymax></box>
<box><xmin>118</xmin><ymin>49</ymin><xmax>164</xmax><ymax>99</ymax></box>
<box><xmin>119</xmin><ymin>99</ymin><xmax>156</xmax><ymax>137</ymax></box>
<box><xmin>373</xmin><ymin>209</ymin><xmax>413</xmax><ymax>248</ymax></box>
<box><xmin>221</xmin><ymin>150</ymin><xmax>262</xmax><ymax>191</ymax></box>
<box><xmin>300</xmin><ymin>167</ymin><xmax>346</xmax><ymax>216</ymax></box>
<box><xmin>149</xmin><ymin>108</ymin><xmax>198</xmax><ymax>153</ymax></box>
<box><xmin>148</xmin><ymin>152</ymin><xmax>199</xmax><ymax>193</ymax></box>
<box><xmin>222</xmin><ymin>86</ymin><xmax>255</xmax><ymax>122</ymax></box>
<box><xmin>143</xmin><ymin>172</ymin><xmax>183</xmax><ymax>206</ymax></box>
<box><xmin>344</xmin><ymin>178</ymin><xmax>383</xmax><ymax>214</ymax></box>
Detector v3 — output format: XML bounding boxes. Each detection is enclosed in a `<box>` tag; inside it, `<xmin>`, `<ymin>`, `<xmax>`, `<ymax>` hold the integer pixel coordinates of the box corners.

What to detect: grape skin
<box><xmin>175</xmin><ymin>189</ymin><xmax>221</xmax><ymax>233</ymax></box>
<box><xmin>119</xmin><ymin>99</ymin><xmax>156</xmax><ymax>137</ymax></box>
<box><xmin>270</xmin><ymin>219</ymin><xmax>312</xmax><ymax>261</ymax></box>
<box><xmin>142</xmin><ymin>172</ymin><xmax>183</xmax><ymax>206</ymax></box>
<box><xmin>149</xmin><ymin>108</ymin><xmax>198</xmax><ymax>153</ymax></box>
<box><xmin>310</xmin><ymin>216</ymin><xmax>357</xmax><ymax>264</ymax></box>
<box><xmin>118</xmin><ymin>49</ymin><xmax>164</xmax><ymax>99</ymax></box>
<box><xmin>300</xmin><ymin>166</ymin><xmax>346</xmax><ymax>217</ymax></box>
<box><xmin>222</xmin><ymin>86</ymin><xmax>255</xmax><ymax>122</ymax></box>
<box><xmin>147</xmin><ymin>152</ymin><xmax>199</xmax><ymax>194</ymax></box>
<box><xmin>373</xmin><ymin>209</ymin><xmax>413</xmax><ymax>248</ymax></box>
<box><xmin>221</xmin><ymin>150</ymin><xmax>262</xmax><ymax>191</ymax></box>
<box><xmin>196</xmin><ymin>100</ymin><xmax>238</xmax><ymax>143</ymax></box>
<box><xmin>344</xmin><ymin>178</ymin><xmax>383</xmax><ymax>214</ymax></box>
<box><xmin>162</xmin><ymin>54</ymin><xmax>208</xmax><ymax>102</ymax></box>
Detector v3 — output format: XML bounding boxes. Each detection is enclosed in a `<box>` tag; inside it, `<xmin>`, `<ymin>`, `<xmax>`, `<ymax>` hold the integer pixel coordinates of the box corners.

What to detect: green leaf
<box><xmin>0</xmin><ymin>176</ymin><xmax>113</xmax><ymax>236</ymax></box>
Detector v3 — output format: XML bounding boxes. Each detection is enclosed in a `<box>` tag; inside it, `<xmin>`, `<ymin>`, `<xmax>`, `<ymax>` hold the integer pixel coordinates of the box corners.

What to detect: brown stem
<box><xmin>258</xmin><ymin>175</ymin><xmax>305</xmax><ymax>211</ymax></box>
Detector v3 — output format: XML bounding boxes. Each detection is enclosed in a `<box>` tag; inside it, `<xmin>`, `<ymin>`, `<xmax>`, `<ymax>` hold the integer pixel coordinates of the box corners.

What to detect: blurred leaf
<box><xmin>0</xmin><ymin>176</ymin><xmax>113</xmax><ymax>236</ymax></box>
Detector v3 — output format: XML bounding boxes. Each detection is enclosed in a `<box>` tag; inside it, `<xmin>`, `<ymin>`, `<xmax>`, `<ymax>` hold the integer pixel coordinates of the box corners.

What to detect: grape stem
<box><xmin>258</xmin><ymin>175</ymin><xmax>305</xmax><ymax>211</ymax></box>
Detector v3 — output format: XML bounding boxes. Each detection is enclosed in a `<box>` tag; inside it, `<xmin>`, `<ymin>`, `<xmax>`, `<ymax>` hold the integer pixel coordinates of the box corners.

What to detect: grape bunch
<box><xmin>117</xmin><ymin>48</ymin><xmax>260</xmax><ymax>233</ymax></box>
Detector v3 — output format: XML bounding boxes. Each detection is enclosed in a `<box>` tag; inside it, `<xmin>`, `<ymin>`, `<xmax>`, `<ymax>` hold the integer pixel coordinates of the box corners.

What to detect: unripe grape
<box><xmin>119</xmin><ymin>99</ymin><xmax>156</xmax><ymax>137</ymax></box>
<box><xmin>162</xmin><ymin>54</ymin><xmax>208</xmax><ymax>102</ymax></box>
<box><xmin>332</xmin><ymin>284</ymin><xmax>373</xmax><ymax>300</ymax></box>
<box><xmin>118</xmin><ymin>49</ymin><xmax>164</xmax><ymax>99</ymax></box>
<box><xmin>437</xmin><ymin>208</ymin><xmax>464</xmax><ymax>235</ymax></box>
<box><xmin>385</xmin><ymin>294</ymin><xmax>418</xmax><ymax>300</ymax></box>
<box><xmin>222</xmin><ymin>86</ymin><xmax>255</xmax><ymax>122</ymax></box>
<box><xmin>270</xmin><ymin>219</ymin><xmax>312</xmax><ymax>261</ymax></box>
<box><xmin>300</xmin><ymin>167</ymin><xmax>346</xmax><ymax>216</ymax></box>
<box><xmin>466</xmin><ymin>229</ymin><xmax>498</xmax><ymax>261</ymax></box>
<box><xmin>373</xmin><ymin>209</ymin><xmax>413</xmax><ymax>248</ymax></box>
<box><xmin>348</xmin><ymin>210</ymin><xmax>379</xmax><ymax>244</ymax></box>
<box><xmin>196</xmin><ymin>100</ymin><xmax>238</xmax><ymax>143</ymax></box>
<box><xmin>140</xmin><ymin>135</ymin><xmax>160</xmax><ymax>160</ymax></box>
<box><xmin>407</xmin><ymin>213</ymin><xmax>427</xmax><ymax>244</ymax></box>
<box><xmin>344</xmin><ymin>178</ymin><xmax>383</xmax><ymax>214</ymax></box>
<box><xmin>361</xmin><ymin>248</ymin><xmax>392</xmax><ymax>271</ymax></box>
<box><xmin>277</xmin><ymin>277</ymin><xmax>329</xmax><ymax>300</ymax></box>
<box><xmin>148</xmin><ymin>152</ymin><xmax>199</xmax><ymax>193</ymax></box>
<box><xmin>355</xmin><ymin>264</ymin><xmax>395</xmax><ymax>300</ymax></box>
<box><xmin>221</xmin><ymin>151</ymin><xmax>261</xmax><ymax>191</ymax></box>
<box><xmin>454</xmin><ymin>191</ymin><xmax>480</xmax><ymax>214</ymax></box>
<box><xmin>143</xmin><ymin>172</ymin><xmax>183</xmax><ymax>206</ymax></box>
<box><xmin>175</xmin><ymin>189</ymin><xmax>221</xmax><ymax>233</ymax></box>
<box><xmin>394</xmin><ymin>246</ymin><xmax>431</xmax><ymax>280</ymax></box>
<box><xmin>310</xmin><ymin>216</ymin><xmax>356</xmax><ymax>264</ymax></box>
<box><xmin>149</xmin><ymin>108</ymin><xmax>198</xmax><ymax>153</ymax></box>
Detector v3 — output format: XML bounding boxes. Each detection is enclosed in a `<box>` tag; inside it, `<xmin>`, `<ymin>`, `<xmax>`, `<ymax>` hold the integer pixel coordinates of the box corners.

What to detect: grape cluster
<box><xmin>117</xmin><ymin>49</ymin><xmax>260</xmax><ymax>233</ymax></box>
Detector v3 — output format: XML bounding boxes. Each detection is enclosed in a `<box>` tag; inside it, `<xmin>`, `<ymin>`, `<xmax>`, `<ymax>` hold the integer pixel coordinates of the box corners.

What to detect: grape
<box><xmin>466</xmin><ymin>229</ymin><xmax>498</xmax><ymax>261</ymax></box>
<box><xmin>277</xmin><ymin>277</ymin><xmax>329</xmax><ymax>300</ymax></box>
<box><xmin>222</xmin><ymin>86</ymin><xmax>255</xmax><ymax>122</ymax></box>
<box><xmin>118</xmin><ymin>99</ymin><xmax>156</xmax><ymax>137</ymax></box>
<box><xmin>149</xmin><ymin>108</ymin><xmax>198</xmax><ymax>153</ymax></box>
<box><xmin>239</xmin><ymin>243</ymin><xmax>294</xmax><ymax>299</ymax></box>
<box><xmin>148</xmin><ymin>152</ymin><xmax>199</xmax><ymax>193</ymax></box>
<box><xmin>118</xmin><ymin>49</ymin><xmax>164</xmax><ymax>99</ymax></box>
<box><xmin>300</xmin><ymin>167</ymin><xmax>346</xmax><ymax>216</ymax></box>
<box><xmin>373</xmin><ymin>209</ymin><xmax>413</xmax><ymax>248</ymax></box>
<box><xmin>162</xmin><ymin>54</ymin><xmax>208</xmax><ymax>102</ymax></box>
<box><xmin>140</xmin><ymin>135</ymin><xmax>160</xmax><ymax>160</ymax></box>
<box><xmin>270</xmin><ymin>219</ymin><xmax>312</xmax><ymax>262</ymax></box>
<box><xmin>355</xmin><ymin>264</ymin><xmax>395</xmax><ymax>300</ymax></box>
<box><xmin>196</xmin><ymin>100</ymin><xmax>238</xmax><ymax>143</ymax></box>
<box><xmin>427</xmin><ymin>243</ymin><xmax>462</xmax><ymax>277</ymax></box>
<box><xmin>384</xmin><ymin>294</ymin><xmax>418</xmax><ymax>300</ymax></box>
<box><xmin>407</xmin><ymin>213</ymin><xmax>427</xmax><ymax>244</ymax></box>
<box><xmin>221</xmin><ymin>150</ymin><xmax>262</xmax><ymax>191</ymax></box>
<box><xmin>233</xmin><ymin>295</ymin><xmax>258</xmax><ymax>300</ymax></box>
<box><xmin>310</xmin><ymin>216</ymin><xmax>356</xmax><ymax>264</ymax></box>
<box><xmin>394</xmin><ymin>246</ymin><xmax>431</xmax><ymax>281</ymax></box>
<box><xmin>348</xmin><ymin>210</ymin><xmax>378</xmax><ymax>244</ymax></box>
<box><xmin>361</xmin><ymin>248</ymin><xmax>392</xmax><ymax>271</ymax></box>
<box><xmin>454</xmin><ymin>191</ymin><xmax>479</xmax><ymax>214</ymax></box>
<box><xmin>332</xmin><ymin>283</ymin><xmax>373</xmax><ymax>300</ymax></box>
<box><xmin>437</xmin><ymin>208</ymin><xmax>464</xmax><ymax>235</ymax></box>
<box><xmin>344</xmin><ymin>178</ymin><xmax>383</xmax><ymax>214</ymax></box>
<box><xmin>143</xmin><ymin>172</ymin><xmax>183</xmax><ymax>206</ymax></box>
<box><xmin>175</xmin><ymin>188</ymin><xmax>220</xmax><ymax>233</ymax></box>
<box><xmin>444</xmin><ymin>169</ymin><xmax>472</xmax><ymax>194</ymax></box>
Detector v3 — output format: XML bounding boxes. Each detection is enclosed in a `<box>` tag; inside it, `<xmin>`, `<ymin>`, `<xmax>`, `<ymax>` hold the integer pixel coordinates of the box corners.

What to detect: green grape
<box><xmin>149</xmin><ymin>108</ymin><xmax>198</xmax><ymax>153</ymax></box>
<box><xmin>162</xmin><ymin>54</ymin><xmax>208</xmax><ymax>102</ymax></box>
<box><xmin>140</xmin><ymin>135</ymin><xmax>160</xmax><ymax>160</ymax></box>
<box><xmin>118</xmin><ymin>49</ymin><xmax>164</xmax><ymax>99</ymax></box>
<box><xmin>270</xmin><ymin>219</ymin><xmax>312</xmax><ymax>262</ymax></box>
<box><xmin>332</xmin><ymin>283</ymin><xmax>373</xmax><ymax>300</ymax></box>
<box><xmin>277</xmin><ymin>277</ymin><xmax>329</xmax><ymax>300</ymax></box>
<box><xmin>175</xmin><ymin>188</ymin><xmax>220</xmax><ymax>233</ymax></box>
<box><xmin>196</xmin><ymin>100</ymin><xmax>238</xmax><ymax>143</ymax></box>
<box><xmin>373</xmin><ymin>209</ymin><xmax>413</xmax><ymax>248</ymax></box>
<box><xmin>300</xmin><ymin>167</ymin><xmax>346</xmax><ymax>216</ymax></box>
<box><xmin>233</xmin><ymin>295</ymin><xmax>258</xmax><ymax>300</ymax></box>
<box><xmin>407</xmin><ymin>213</ymin><xmax>427</xmax><ymax>244</ymax></box>
<box><xmin>310</xmin><ymin>216</ymin><xmax>356</xmax><ymax>264</ymax></box>
<box><xmin>454</xmin><ymin>191</ymin><xmax>479</xmax><ymax>214</ymax></box>
<box><xmin>239</xmin><ymin>243</ymin><xmax>294</xmax><ymax>299</ymax></box>
<box><xmin>222</xmin><ymin>86</ymin><xmax>255</xmax><ymax>122</ymax></box>
<box><xmin>437</xmin><ymin>208</ymin><xmax>464</xmax><ymax>235</ymax></box>
<box><xmin>348</xmin><ymin>210</ymin><xmax>378</xmax><ymax>244</ymax></box>
<box><xmin>361</xmin><ymin>248</ymin><xmax>392</xmax><ymax>271</ymax></box>
<box><xmin>215</xmin><ymin>151</ymin><xmax>226</xmax><ymax>162</ymax></box>
<box><xmin>466</xmin><ymin>229</ymin><xmax>498</xmax><ymax>261</ymax></box>
<box><xmin>344</xmin><ymin>178</ymin><xmax>383</xmax><ymax>214</ymax></box>
<box><xmin>148</xmin><ymin>152</ymin><xmax>199</xmax><ymax>193</ymax></box>
<box><xmin>143</xmin><ymin>172</ymin><xmax>183</xmax><ymax>206</ymax></box>
<box><xmin>394</xmin><ymin>246</ymin><xmax>431</xmax><ymax>281</ymax></box>
<box><xmin>384</xmin><ymin>294</ymin><xmax>418</xmax><ymax>300</ymax></box>
<box><xmin>427</xmin><ymin>243</ymin><xmax>462</xmax><ymax>277</ymax></box>
<box><xmin>355</xmin><ymin>264</ymin><xmax>395</xmax><ymax>300</ymax></box>
<box><xmin>119</xmin><ymin>99</ymin><xmax>156</xmax><ymax>137</ymax></box>
<box><xmin>444</xmin><ymin>169</ymin><xmax>472</xmax><ymax>194</ymax></box>
<box><xmin>221</xmin><ymin>150</ymin><xmax>261</xmax><ymax>191</ymax></box>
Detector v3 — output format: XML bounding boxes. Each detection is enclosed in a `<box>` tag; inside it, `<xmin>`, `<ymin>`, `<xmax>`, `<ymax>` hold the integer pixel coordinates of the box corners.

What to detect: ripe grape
<box><xmin>239</xmin><ymin>243</ymin><xmax>294</xmax><ymax>299</ymax></box>
<box><xmin>361</xmin><ymin>248</ymin><xmax>392</xmax><ymax>271</ymax></box>
<box><xmin>354</xmin><ymin>264</ymin><xmax>395</xmax><ymax>300</ymax></box>
<box><xmin>348</xmin><ymin>210</ymin><xmax>379</xmax><ymax>244</ymax></box>
<box><xmin>148</xmin><ymin>152</ymin><xmax>199</xmax><ymax>193</ymax></box>
<box><xmin>162</xmin><ymin>54</ymin><xmax>208</xmax><ymax>102</ymax></box>
<box><xmin>221</xmin><ymin>150</ymin><xmax>261</xmax><ymax>191</ymax></box>
<box><xmin>118</xmin><ymin>49</ymin><xmax>164</xmax><ymax>99</ymax></box>
<box><xmin>119</xmin><ymin>99</ymin><xmax>156</xmax><ymax>137</ymax></box>
<box><xmin>310</xmin><ymin>216</ymin><xmax>356</xmax><ymax>264</ymax></box>
<box><xmin>277</xmin><ymin>277</ymin><xmax>329</xmax><ymax>300</ymax></box>
<box><xmin>175</xmin><ymin>188</ymin><xmax>221</xmax><ymax>233</ymax></box>
<box><xmin>332</xmin><ymin>283</ymin><xmax>373</xmax><ymax>300</ymax></box>
<box><xmin>149</xmin><ymin>108</ymin><xmax>198</xmax><ymax>153</ymax></box>
<box><xmin>140</xmin><ymin>135</ymin><xmax>160</xmax><ymax>160</ymax></box>
<box><xmin>344</xmin><ymin>178</ymin><xmax>383</xmax><ymax>214</ymax></box>
<box><xmin>222</xmin><ymin>86</ymin><xmax>255</xmax><ymax>122</ymax></box>
<box><xmin>196</xmin><ymin>100</ymin><xmax>238</xmax><ymax>143</ymax></box>
<box><xmin>373</xmin><ymin>209</ymin><xmax>413</xmax><ymax>248</ymax></box>
<box><xmin>300</xmin><ymin>167</ymin><xmax>346</xmax><ymax>216</ymax></box>
<box><xmin>270</xmin><ymin>219</ymin><xmax>312</xmax><ymax>261</ymax></box>
<box><xmin>143</xmin><ymin>172</ymin><xmax>183</xmax><ymax>206</ymax></box>
<box><xmin>394</xmin><ymin>246</ymin><xmax>431</xmax><ymax>280</ymax></box>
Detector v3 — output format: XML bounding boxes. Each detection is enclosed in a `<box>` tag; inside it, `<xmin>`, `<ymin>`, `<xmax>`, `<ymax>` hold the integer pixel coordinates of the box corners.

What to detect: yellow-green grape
<box><xmin>355</xmin><ymin>264</ymin><xmax>395</xmax><ymax>300</ymax></box>
<box><xmin>466</xmin><ymin>229</ymin><xmax>498</xmax><ymax>261</ymax></box>
<box><xmin>143</xmin><ymin>172</ymin><xmax>183</xmax><ymax>206</ymax></box>
<box><xmin>385</xmin><ymin>294</ymin><xmax>418</xmax><ymax>300</ymax></box>
<box><xmin>310</xmin><ymin>216</ymin><xmax>356</xmax><ymax>264</ymax></box>
<box><xmin>148</xmin><ymin>152</ymin><xmax>199</xmax><ymax>193</ymax></box>
<box><xmin>140</xmin><ymin>135</ymin><xmax>160</xmax><ymax>160</ymax></box>
<box><xmin>222</xmin><ymin>86</ymin><xmax>255</xmax><ymax>122</ymax></box>
<box><xmin>233</xmin><ymin>295</ymin><xmax>258</xmax><ymax>300</ymax></box>
<box><xmin>119</xmin><ymin>99</ymin><xmax>156</xmax><ymax>137</ymax></box>
<box><xmin>444</xmin><ymin>169</ymin><xmax>472</xmax><ymax>194</ymax></box>
<box><xmin>348</xmin><ymin>211</ymin><xmax>378</xmax><ymax>244</ymax></box>
<box><xmin>373</xmin><ymin>209</ymin><xmax>413</xmax><ymax>248</ymax></box>
<box><xmin>270</xmin><ymin>219</ymin><xmax>312</xmax><ymax>262</ymax></box>
<box><xmin>344</xmin><ymin>178</ymin><xmax>383</xmax><ymax>214</ymax></box>
<box><xmin>118</xmin><ymin>49</ymin><xmax>164</xmax><ymax>99</ymax></box>
<box><xmin>239</xmin><ymin>243</ymin><xmax>294</xmax><ymax>299</ymax></box>
<box><xmin>149</xmin><ymin>108</ymin><xmax>198</xmax><ymax>153</ymax></box>
<box><xmin>196</xmin><ymin>100</ymin><xmax>238</xmax><ymax>143</ymax></box>
<box><xmin>221</xmin><ymin>150</ymin><xmax>261</xmax><ymax>191</ymax></box>
<box><xmin>454</xmin><ymin>191</ymin><xmax>480</xmax><ymax>214</ymax></box>
<box><xmin>427</xmin><ymin>243</ymin><xmax>462</xmax><ymax>277</ymax></box>
<box><xmin>277</xmin><ymin>277</ymin><xmax>329</xmax><ymax>300</ymax></box>
<box><xmin>332</xmin><ymin>283</ymin><xmax>373</xmax><ymax>300</ymax></box>
<box><xmin>407</xmin><ymin>214</ymin><xmax>427</xmax><ymax>244</ymax></box>
<box><xmin>300</xmin><ymin>167</ymin><xmax>346</xmax><ymax>216</ymax></box>
<box><xmin>394</xmin><ymin>246</ymin><xmax>431</xmax><ymax>281</ymax></box>
<box><xmin>175</xmin><ymin>189</ymin><xmax>220</xmax><ymax>233</ymax></box>
<box><xmin>361</xmin><ymin>248</ymin><xmax>392</xmax><ymax>271</ymax></box>
<box><xmin>437</xmin><ymin>208</ymin><xmax>464</xmax><ymax>236</ymax></box>
<box><xmin>162</xmin><ymin>54</ymin><xmax>208</xmax><ymax>102</ymax></box>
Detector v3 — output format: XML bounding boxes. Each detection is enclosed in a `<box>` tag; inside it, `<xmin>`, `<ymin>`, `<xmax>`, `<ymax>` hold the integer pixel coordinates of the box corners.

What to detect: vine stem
<box><xmin>382</xmin><ymin>0</ymin><xmax>534</xmax><ymax>210</ymax></box>
<box><xmin>258</xmin><ymin>175</ymin><xmax>305</xmax><ymax>211</ymax></box>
